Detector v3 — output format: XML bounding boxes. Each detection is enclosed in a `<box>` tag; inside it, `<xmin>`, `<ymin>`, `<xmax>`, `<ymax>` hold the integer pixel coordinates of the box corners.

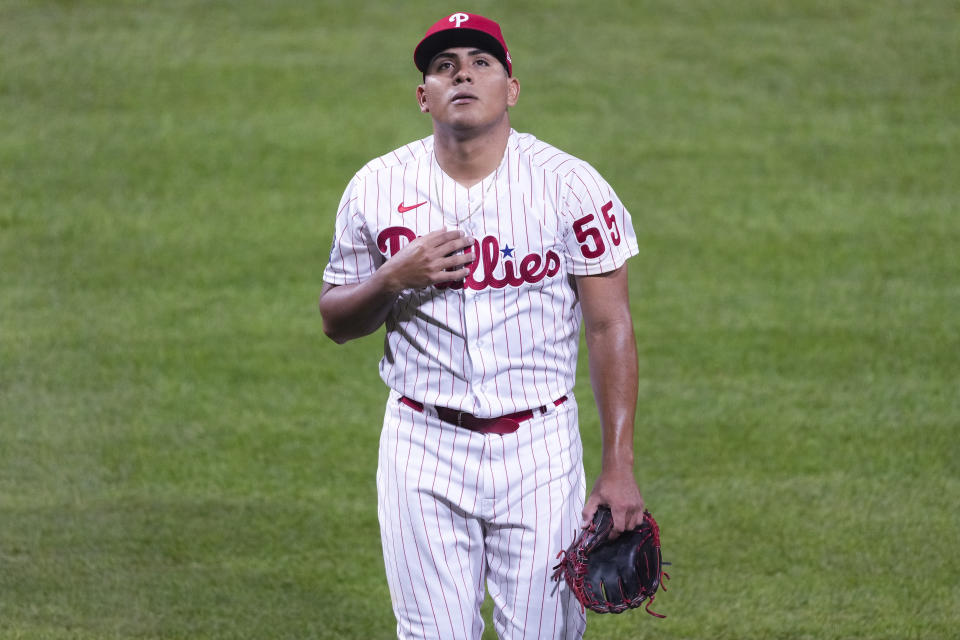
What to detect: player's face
<box><xmin>417</xmin><ymin>47</ymin><xmax>520</xmax><ymax>133</ymax></box>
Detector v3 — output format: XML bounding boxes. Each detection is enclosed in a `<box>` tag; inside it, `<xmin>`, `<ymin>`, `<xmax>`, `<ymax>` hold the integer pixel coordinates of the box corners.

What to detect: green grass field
<box><xmin>2</xmin><ymin>1</ymin><xmax>958</xmax><ymax>638</ymax></box>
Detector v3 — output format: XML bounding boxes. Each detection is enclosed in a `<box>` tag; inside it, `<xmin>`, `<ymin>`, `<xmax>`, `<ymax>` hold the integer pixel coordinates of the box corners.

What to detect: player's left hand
<box><xmin>583</xmin><ymin>468</ymin><xmax>645</xmax><ymax>539</ymax></box>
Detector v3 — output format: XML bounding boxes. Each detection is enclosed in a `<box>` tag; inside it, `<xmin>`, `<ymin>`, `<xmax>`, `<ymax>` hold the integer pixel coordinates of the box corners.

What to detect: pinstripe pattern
<box><xmin>323</xmin><ymin>130</ymin><xmax>639</xmax><ymax>417</ymax></box>
<box><xmin>327</xmin><ymin>130</ymin><xmax>638</xmax><ymax>639</ymax></box>
<box><xmin>378</xmin><ymin>390</ymin><xmax>587</xmax><ymax>640</ymax></box>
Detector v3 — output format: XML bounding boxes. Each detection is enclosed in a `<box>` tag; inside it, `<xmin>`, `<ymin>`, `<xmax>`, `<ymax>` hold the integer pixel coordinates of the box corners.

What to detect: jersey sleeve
<box><xmin>323</xmin><ymin>175</ymin><xmax>383</xmax><ymax>285</ymax></box>
<box><xmin>560</xmin><ymin>163</ymin><xmax>639</xmax><ymax>275</ymax></box>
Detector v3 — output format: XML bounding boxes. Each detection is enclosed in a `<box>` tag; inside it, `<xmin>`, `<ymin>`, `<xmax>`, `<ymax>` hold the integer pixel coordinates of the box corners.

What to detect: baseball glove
<box><xmin>553</xmin><ymin>507</ymin><xmax>669</xmax><ymax>616</ymax></box>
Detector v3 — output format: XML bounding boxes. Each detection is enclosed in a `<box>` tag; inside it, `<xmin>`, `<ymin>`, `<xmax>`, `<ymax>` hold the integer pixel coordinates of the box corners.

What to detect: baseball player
<box><xmin>319</xmin><ymin>12</ymin><xmax>646</xmax><ymax>640</ymax></box>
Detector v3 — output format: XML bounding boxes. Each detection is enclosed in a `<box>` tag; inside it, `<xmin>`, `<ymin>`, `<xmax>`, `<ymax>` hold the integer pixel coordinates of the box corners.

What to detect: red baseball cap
<box><xmin>414</xmin><ymin>12</ymin><xmax>512</xmax><ymax>76</ymax></box>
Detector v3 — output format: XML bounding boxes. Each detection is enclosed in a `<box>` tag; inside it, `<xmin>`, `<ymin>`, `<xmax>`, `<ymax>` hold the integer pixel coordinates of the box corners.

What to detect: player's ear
<box><xmin>416</xmin><ymin>84</ymin><xmax>429</xmax><ymax>113</ymax></box>
<box><xmin>506</xmin><ymin>77</ymin><xmax>520</xmax><ymax>108</ymax></box>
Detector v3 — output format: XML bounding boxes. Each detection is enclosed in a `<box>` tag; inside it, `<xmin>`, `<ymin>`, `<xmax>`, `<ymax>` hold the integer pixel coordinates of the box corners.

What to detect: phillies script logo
<box><xmin>377</xmin><ymin>226</ymin><xmax>561</xmax><ymax>290</ymax></box>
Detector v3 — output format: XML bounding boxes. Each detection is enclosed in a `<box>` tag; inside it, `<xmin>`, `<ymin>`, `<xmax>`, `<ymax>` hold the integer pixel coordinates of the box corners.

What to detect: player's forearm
<box><xmin>585</xmin><ymin>318</ymin><xmax>639</xmax><ymax>472</ymax></box>
<box><xmin>318</xmin><ymin>271</ymin><xmax>402</xmax><ymax>344</ymax></box>
<box><xmin>320</xmin><ymin>230</ymin><xmax>476</xmax><ymax>343</ymax></box>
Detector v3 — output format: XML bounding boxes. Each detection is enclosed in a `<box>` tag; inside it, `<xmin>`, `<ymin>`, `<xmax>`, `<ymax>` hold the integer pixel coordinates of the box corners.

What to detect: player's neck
<box><xmin>432</xmin><ymin>118</ymin><xmax>510</xmax><ymax>188</ymax></box>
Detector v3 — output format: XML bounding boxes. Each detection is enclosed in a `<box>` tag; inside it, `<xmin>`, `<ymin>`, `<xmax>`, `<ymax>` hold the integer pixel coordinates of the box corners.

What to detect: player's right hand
<box><xmin>379</xmin><ymin>228</ymin><xmax>475</xmax><ymax>292</ymax></box>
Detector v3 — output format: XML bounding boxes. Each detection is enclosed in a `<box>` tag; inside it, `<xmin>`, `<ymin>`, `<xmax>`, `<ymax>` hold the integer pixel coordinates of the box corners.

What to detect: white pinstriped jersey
<box><xmin>324</xmin><ymin>129</ymin><xmax>639</xmax><ymax>418</ymax></box>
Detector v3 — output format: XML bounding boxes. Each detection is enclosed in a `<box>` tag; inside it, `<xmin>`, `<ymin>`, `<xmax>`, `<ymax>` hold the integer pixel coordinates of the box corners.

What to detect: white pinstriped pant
<box><xmin>377</xmin><ymin>389</ymin><xmax>587</xmax><ymax>640</ymax></box>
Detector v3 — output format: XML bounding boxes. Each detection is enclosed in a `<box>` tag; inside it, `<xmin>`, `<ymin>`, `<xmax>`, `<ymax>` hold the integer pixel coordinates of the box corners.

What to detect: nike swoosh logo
<box><xmin>397</xmin><ymin>201</ymin><xmax>427</xmax><ymax>213</ymax></box>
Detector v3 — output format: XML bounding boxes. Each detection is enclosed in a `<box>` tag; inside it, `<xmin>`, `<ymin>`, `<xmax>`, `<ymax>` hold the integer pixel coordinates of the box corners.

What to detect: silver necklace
<box><xmin>433</xmin><ymin>155</ymin><xmax>499</xmax><ymax>228</ymax></box>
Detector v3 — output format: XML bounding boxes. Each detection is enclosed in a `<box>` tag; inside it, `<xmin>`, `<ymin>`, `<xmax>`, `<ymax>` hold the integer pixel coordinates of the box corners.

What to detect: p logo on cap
<box><xmin>414</xmin><ymin>12</ymin><xmax>512</xmax><ymax>76</ymax></box>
